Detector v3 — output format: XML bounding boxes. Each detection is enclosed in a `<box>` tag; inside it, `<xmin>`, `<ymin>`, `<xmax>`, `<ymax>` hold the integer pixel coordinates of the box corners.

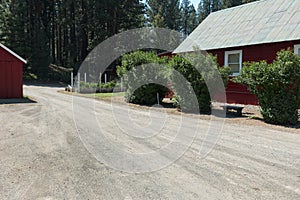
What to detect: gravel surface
<box><xmin>0</xmin><ymin>85</ymin><xmax>299</xmax><ymax>199</ymax></box>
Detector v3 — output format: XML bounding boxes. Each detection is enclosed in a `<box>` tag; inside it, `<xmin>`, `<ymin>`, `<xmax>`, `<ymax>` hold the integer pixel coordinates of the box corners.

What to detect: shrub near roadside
<box><xmin>168</xmin><ymin>53</ymin><xmax>231</xmax><ymax>114</ymax></box>
<box><xmin>117</xmin><ymin>51</ymin><xmax>169</xmax><ymax>105</ymax></box>
<box><xmin>79</xmin><ymin>81</ymin><xmax>117</xmax><ymax>93</ymax></box>
<box><xmin>236</xmin><ymin>50</ymin><xmax>300</xmax><ymax>125</ymax></box>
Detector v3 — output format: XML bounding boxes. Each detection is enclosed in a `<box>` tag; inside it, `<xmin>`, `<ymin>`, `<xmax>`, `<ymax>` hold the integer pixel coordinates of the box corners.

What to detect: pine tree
<box><xmin>164</xmin><ymin>0</ymin><xmax>181</xmax><ymax>31</ymax></box>
<box><xmin>198</xmin><ymin>0</ymin><xmax>211</xmax><ymax>23</ymax></box>
<box><xmin>197</xmin><ymin>0</ymin><xmax>258</xmax><ymax>23</ymax></box>
<box><xmin>211</xmin><ymin>0</ymin><xmax>223</xmax><ymax>11</ymax></box>
<box><xmin>117</xmin><ymin>0</ymin><xmax>145</xmax><ymax>32</ymax></box>
<box><xmin>1</xmin><ymin>0</ymin><xmax>261</xmax><ymax>79</ymax></box>
<box><xmin>223</xmin><ymin>0</ymin><xmax>257</xmax><ymax>8</ymax></box>
<box><xmin>0</xmin><ymin>0</ymin><xmax>11</xmax><ymax>42</ymax></box>
<box><xmin>0</xmin><ymin>0</ymin><xmax>149</xmax><ymax>78</ymax></box>
<box><xmin>188</xmin><ymin>5</ymin><xmax>198</xmax><ymax>33</ymax></box>
<box><xmin>146</xmin><ymin>0</ymin><xmax>181</xmax><ymax>31</ymax></box>
<box><xmin>146</xmin><ymin>0</ymin><xmax>164</xmax><ymax>27</ymax></box>
<box><xmin>3</xmin><ymin>0</ymin><xmax>29</xmax><ymax>55</ymax></box>
<box><xmin>180</xmin><ymin>0</ymin><xmax>198</xmax><ymax>35</ymax></box>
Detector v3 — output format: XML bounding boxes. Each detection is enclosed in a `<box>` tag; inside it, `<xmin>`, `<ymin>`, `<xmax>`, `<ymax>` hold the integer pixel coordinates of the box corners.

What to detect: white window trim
<box><xmin>294</xmin><ymin>44</ymin><xmax>300</xmax><ymax>56</ymax></box>
<box><xmin>224</xmin><ymin>50</ymin><xmax>243</xmax><ymax>76</ymax></box>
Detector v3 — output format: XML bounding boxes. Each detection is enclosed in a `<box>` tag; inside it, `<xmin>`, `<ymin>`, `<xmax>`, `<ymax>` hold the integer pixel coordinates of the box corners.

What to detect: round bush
<box><xmin>236</xmin><ymin>50</ymin><xmax>300</xmax><ymax>125</ymax></box>
<box><xmin>168</xmin><ymin>53</ymin><xmax>230</xmax><ymax>114</ymax></box>
<box><xmin>117</xmin><ymin>51</ymin><xmax>169</xmax><ymax>105</ymax></box>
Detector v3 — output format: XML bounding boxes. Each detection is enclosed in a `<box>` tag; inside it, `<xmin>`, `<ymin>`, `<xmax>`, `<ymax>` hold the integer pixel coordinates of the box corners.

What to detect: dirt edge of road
<box><xmin>58</xmin><ymin>90</ymin><xmax>300</xmax><ymax>134</ymax></box>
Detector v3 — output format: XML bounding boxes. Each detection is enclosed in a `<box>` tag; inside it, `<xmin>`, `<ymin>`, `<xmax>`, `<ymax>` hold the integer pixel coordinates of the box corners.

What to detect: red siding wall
<box><xmin>0</xmin><ymin>47</ymin><xmax>23</xmax><ymax>99</ymax></box>
<box><xmin>209</xmin><ymin>40</ymin><xmax>300</xmax><ymax>105</ymax></box>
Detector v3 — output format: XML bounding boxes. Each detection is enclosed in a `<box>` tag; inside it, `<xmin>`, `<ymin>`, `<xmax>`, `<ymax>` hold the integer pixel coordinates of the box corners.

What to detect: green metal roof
<box><xmin>174</xmin><ymin>0</ymin><xmax>300</xmax><ymax>53</ymax></box>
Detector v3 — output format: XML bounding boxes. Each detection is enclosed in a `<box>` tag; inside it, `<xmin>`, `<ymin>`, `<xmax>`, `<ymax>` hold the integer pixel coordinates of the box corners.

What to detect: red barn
<box><xmin>174</xmin><ymin>0</ymin><xmax>300</xmax><ymax>105</ymax></box>
<box><xmin>0</xmin><ymin>43</ymin><xmax>26</xmax><ymax>99</ymax></box>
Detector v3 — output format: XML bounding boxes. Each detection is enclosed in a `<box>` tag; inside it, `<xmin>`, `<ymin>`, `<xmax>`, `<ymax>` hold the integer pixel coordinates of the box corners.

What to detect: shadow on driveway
<box><xmin>24</xmin><ymin>82</ymin><xmax>66</xmax><ymax>88</ymax></box>
<box><xmin>0</xmin><ymin>98</ymin><xmax>37</xmax><ymax>105</ymax></box>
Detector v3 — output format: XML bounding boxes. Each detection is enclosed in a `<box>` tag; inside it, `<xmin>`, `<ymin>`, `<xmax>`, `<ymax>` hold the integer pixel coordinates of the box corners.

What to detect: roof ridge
<box><xmin>211</xmin><ymin>0</ymin><xmax>270</xmax><ymax>15</ymax></box>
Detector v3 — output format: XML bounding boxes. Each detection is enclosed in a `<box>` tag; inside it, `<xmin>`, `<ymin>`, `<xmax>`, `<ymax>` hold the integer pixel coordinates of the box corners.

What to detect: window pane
<box><xmin>228</xmin><ymin>53</ymin><xmax>240</xmax><ymax>63</ymax></box>
<box><xmin>229</xmin><ymin>64</ymin><xmax>240</xmax><ymax>74</ymax></box>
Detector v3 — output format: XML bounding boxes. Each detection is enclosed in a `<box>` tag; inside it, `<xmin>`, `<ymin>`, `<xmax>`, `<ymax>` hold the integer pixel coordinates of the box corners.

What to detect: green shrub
<box><xmin>79</xmin><ymin>81</ymin><xmax>117</xmax><ymax>93</ymax></box>
<box><xmin>168</xmin><ymin>53</ymin><xmax>231</xmax><ymax>114</ymax></box>
<box><xmin>101</xmin><ymin>81</ymin><xmax>116</xmax><ymax>89</ymax></box>
<box><xmin>235</xmin><ymin>50</ymin><xmax>300</xmax><ymax>125</ymax></box>
<box><xmin>80</xmin><ymin>82</ymin><xmax>98</xmax><ymax>89</ymax></box>
<box><xmin>117</xmin><ymin>51</ymin><xmax>169</xmax><ymax>105</ymax></box>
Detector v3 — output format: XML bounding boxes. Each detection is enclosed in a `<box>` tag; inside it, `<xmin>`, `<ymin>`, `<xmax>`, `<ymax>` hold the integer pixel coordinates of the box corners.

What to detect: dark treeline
<box><xmin>0</xmin><ymin>0</ymin><xmax>257</xmax><ymax>80</ymax></box>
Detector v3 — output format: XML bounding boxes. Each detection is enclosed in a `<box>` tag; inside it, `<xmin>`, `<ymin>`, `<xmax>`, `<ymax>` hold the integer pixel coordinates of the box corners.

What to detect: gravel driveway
<box><xmin>0</xmin><ymin>84</ymin><xmax>299</xmax><ymax>200</ymax></box>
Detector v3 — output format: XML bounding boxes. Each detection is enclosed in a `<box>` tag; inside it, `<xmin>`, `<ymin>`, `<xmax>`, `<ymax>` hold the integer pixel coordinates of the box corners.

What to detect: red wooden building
<box><xmin>174</xmin><ymin>0</ymin><xmax>300</xmax><ymax>105</ymax></box>
<box><xmin>0</xmin><ymin>43</ymin><xmax>27</xmax><ymax>99</ymax></box>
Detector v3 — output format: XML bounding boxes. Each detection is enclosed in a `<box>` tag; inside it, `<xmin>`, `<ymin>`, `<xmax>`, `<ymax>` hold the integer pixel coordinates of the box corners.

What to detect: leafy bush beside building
<box><xmin>118</xmin><ymin>51</ymin><xmax>231</xmax><ymax>113</ymax></box>
<box><xmin>117</xmin><ymin>51</ymin><xmax>169</xmax><ymax>105</ymax></box>
<box><xmin>168</xmin><ymin>53</ymin><xmax>231</xmax><ymax>114</ymax></box>
<box><xmin>236</xmin><ymin>50</ymin><xmax>300</xmax><ymax>125</ymax></box>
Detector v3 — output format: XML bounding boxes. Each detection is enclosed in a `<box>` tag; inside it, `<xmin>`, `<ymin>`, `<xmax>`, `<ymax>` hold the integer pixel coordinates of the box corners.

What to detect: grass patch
<box><xmin>24</xmin><ymin>72</ymin><xmax>38</xmax><ymax>81</ymax></box>
<box><xmin>87</xmin><ymin>92</ymin><xmax>125</xmax><ymax>99</ymax></box>
<box><xmin>248</xmin><ymin>115</ymin><xmax>262</xmax><ymax>120</ymax></box>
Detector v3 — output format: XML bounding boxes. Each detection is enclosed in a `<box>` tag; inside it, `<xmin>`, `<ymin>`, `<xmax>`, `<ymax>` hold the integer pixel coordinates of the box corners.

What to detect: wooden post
<box><xmin>121</xmin><ymin>78</ymin><xmax>123</xmax><ymax>92</ymax></box>
<box><xmin>84</xmin><ymin>73</ymin><xmax>87</xmax><ymax>83</ymax></box>
<box><xmin>105</xmin><ymin>73</ymin><xmax>107</xmax><ymax>84</ymax></box>
<box><xmin>157</xmin><ymin>93</ymin><xmax>160</xmax><ymax>105</ymax></box>
<box><xmin>78</xmin><ymin>73</ymin><xmax>81</xmax><ymax>93</ymax></box>
<box><xmin>99</xmin><ymin>73</ymin><xmax>102</xmax><ymax>92</ymax></box>
<box><xmin>71</xmin><ymin>72</ymin><xmax>74</xmax><ymax>90</ymax></box>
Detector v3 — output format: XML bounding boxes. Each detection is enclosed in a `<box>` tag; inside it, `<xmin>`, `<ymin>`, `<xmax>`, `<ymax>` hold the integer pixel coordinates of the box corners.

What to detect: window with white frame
<box><xmin>294</xmin><ymin>44</ymin><xmax>300</xmax><ymax>57</ymax></box>
<box><xmin>225</xmin><ymin>50</ymin><xmax>243</xmax><ymax>76</ymax></box>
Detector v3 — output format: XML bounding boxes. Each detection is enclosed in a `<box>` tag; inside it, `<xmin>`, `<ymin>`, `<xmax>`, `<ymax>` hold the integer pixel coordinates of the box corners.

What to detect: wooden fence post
<box><xmin>71</xmin><ymin>72</ymin><xmax>74</xmax><ymax>89</ymax></box>
<box><xmin>78</xmin><ymin>73</ymin><xmax>81</xmax><ymax>93</ymax></box>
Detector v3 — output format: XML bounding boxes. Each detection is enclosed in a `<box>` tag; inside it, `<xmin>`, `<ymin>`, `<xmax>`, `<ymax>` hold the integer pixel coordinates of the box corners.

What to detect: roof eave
<box><xmin>0</xmin><ymin>43</ymin><xmax>27</xmax><ymax>64</ymax></box>
<box><xmin>174</xmin><ymin>38</ymin><xmax>300</xmax><ymax>54</ymax></box>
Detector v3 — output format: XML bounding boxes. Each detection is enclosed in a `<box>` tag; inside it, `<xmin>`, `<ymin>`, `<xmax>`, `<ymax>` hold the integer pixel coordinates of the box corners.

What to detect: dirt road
<box><xmin>0</xmin><ymin>85</ymin><xmax>299</xmax><ymax>199</ymax></box>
